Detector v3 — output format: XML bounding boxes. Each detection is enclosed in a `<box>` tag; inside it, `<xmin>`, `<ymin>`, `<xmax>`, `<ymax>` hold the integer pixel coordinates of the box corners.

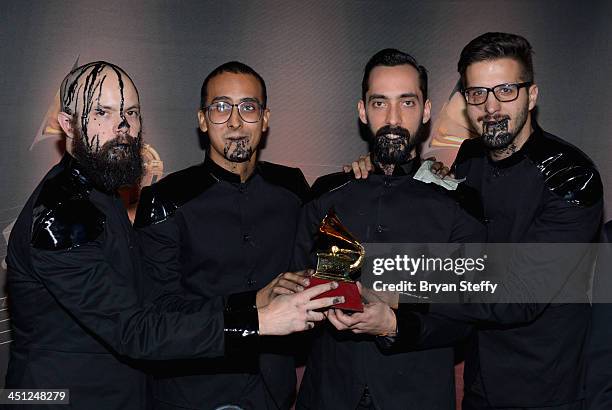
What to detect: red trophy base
<box><xmin>306</xmin><ymin>276</ymin><xmax>363</xmax><ymax>312</ymax></box>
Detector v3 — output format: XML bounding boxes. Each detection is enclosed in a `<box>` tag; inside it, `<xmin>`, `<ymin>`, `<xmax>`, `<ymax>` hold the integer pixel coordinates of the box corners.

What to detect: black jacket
<box><xmin>293</xmin><ymin>158</ymin><xmax>485</xmax><ymax>410</ymax></box>
<box><xmin>398</xmin><ymin>126</ymin><xmax>603</xmax><ymax>409</ymax></box>
<box><xmin>134</xmin><ymin>156</ymin><xmax>309</xmax><ymax>410</ymax></box>
<box><xmin>5</xmin><ymin>154</ymin><xmax>262</xmax><ymax>410</ymax></box>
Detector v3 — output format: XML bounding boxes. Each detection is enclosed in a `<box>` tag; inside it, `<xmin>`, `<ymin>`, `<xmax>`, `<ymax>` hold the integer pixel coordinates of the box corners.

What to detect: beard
<box><xmin>72</xmin><ymin>128</ymin><xmax>144</xmax><ymax>193</ymax></box>
<box><xmin>480</xmin><ymin>107</ymin><xmax>528</xmax><ymax>150</ymax></box>
<box><xmin>371</xmin><ymin>124</ymin><xmax>423</xmax><ymax>166</ymax></box>
<box><xmin>223</xmin><ymin>136</ymin><xmax>253</xmax><ymax>163</ymax></box>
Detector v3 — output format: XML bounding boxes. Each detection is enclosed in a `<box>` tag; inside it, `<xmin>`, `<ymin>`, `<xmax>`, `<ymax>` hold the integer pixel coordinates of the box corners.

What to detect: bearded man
<box><xmin>293</xmin><ymin>49</ymin><xmax>484</xmax><ymax>410</ymax></box>
<box><xmin>4</xmin><ymin>61</ymin><xmax>340</xmax><ymax>410</ymax></box>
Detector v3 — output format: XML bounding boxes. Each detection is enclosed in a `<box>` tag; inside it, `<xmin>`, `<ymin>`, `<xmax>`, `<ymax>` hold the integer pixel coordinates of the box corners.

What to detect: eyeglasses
<box><xmin>463</xmin><ymin>82</ymin><xmax>532</xmax><ymax>105</ymax></box>
<box><xmin>204</xmin><ymin>100</ymin><xmax>263</xmax><ymax>124</ymax></box>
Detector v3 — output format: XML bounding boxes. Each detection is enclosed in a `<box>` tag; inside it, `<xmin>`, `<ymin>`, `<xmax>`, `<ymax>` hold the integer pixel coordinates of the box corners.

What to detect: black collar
<box><xmin>60</xmin><ymin>153</ymin><xmax>97</xmax><ymax>197</ymax></box>
<box><xmin>372</xmin><ymin>156</ymin><xmax>421</xmax><ymax>177</ymax></box>
<box><xmin>487</xmin><ymin>124</ymin><xmax>543</xmax><ymax>169</ymax></box>
<box><xmin>203</xmin><ymin>154</ymin><xmax>259</xmax><ymax>184</ymax></box>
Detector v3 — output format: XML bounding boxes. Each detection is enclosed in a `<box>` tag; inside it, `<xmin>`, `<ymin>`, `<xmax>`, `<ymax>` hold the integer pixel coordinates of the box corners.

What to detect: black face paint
<box><xmin>60</xmin><ymin>61</ymin><xmax>134</xmax><ymax>151</ymax></box>
<box><xmin>481</xmin><ymin>118</ymin><xmax>514</xmax><ymax>149</ymax></box>
<box><xmin>72</xmin><ymin>125</ymin><xmax>144</xmax><ymax>193</ymax></box>
<box><xmin>372</xmin><ymin>125</ymin><xmax>414</xmax><ymax>165</ymax></box>
<box><xmin>223</xmin><ymin>137</ymin><xmax>252</xmax><ymax>162</ymax></box>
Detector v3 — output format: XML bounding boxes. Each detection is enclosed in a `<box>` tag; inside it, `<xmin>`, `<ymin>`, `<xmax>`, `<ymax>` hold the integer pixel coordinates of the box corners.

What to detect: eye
<box><xmin>497</xmin><ymin>86</ymin><xmax>514</xmax><ymax>95</ymax></box>
<box><xmin>402</xmin><ymin>100</ymin><xmax>416</xmax><ymax>107</ymax></box>
<box><xmin>213</xmin><ymin>102</ymin><xmax>231</xmax><ymax>112</ymax></box>
<box><xmin>241</xmin><ymin>102</ymin><xmax>257</xmax><ymax>112</ymax></box>
<box><xmin>95</xmin><ymin>108</ymin><xmax>107</xmax><ymax>116</ymax></box>
<box><xmin>126</xmin><ymin>110</ymin><xmax>140</xmax><ymax>117</ymax></box>
<box><xmin>371</xmin><ymin>100</ymin><xmax>387</xmax><ymax>109</ymax></box>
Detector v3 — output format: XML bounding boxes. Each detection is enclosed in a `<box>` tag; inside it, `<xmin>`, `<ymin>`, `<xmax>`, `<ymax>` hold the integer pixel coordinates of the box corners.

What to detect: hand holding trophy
<box><xmin>305</xmin><ymin>209</ymin><xmax>365</xmax><ymax>312</ymax></box>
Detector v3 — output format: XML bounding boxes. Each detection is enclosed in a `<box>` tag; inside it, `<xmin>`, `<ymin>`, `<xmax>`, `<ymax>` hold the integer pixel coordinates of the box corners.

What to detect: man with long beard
<box><xmin>348</xmin><ymin>33</ymin><xmax>603</xmax><ymax>410</ymax></box>
<box><xmin>134</xmin><ymin>61</ymin><xmax>330</xmax><ymax>410</ymax></box>
<box><xmin>4</xmin><ymin>61</ymin><xmax>340</xmax><ymax>410</ymax></box>
<box><xmin>293</xmin><ymin>49</ymin><xmax>484</xmax><ymax>410</ymax></box>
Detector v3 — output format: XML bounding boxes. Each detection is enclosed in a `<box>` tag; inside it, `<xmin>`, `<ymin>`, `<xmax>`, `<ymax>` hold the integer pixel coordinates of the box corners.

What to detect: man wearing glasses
<box><xmin>348</xmin><ymin>33</ymin><xmax>602</xmax><ymax>409</ymax></box>
<box><xmin>134</xmin><ymin>62</ymin><xmax>335</xmax><ymax>410</ymax></box>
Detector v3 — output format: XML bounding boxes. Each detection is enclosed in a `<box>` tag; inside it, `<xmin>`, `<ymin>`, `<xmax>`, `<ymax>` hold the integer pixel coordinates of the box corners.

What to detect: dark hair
<box><xmin>458</xmin><ymin>32</ymin><xmax>534</xmax><ymax>87</ymax></box>
<box><xmin>361</xmin><ymin>49</ymin><xmax>428</xmax><ymax>102</ymax></box>
<box><xmin>200</xmin><ymin>61</ymin><xmax>267</xmax><ymax>110</ymax></box>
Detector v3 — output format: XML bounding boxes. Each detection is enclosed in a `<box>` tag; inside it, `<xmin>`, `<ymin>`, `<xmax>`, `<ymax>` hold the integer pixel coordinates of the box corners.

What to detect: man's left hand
<box><xmin>256</xmin><ymin>269</ymin><xmax>314</xmax><ymax>308</ymax></box>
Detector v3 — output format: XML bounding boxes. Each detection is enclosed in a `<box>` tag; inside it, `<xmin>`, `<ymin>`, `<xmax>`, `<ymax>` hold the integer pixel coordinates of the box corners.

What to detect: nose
<box><xmin>385</xmin><ymin>102</ymin><xmax>402</xmax><ymax>126</ymax></box>
<box><xmin>484</xmin><ymin>90</ymin><xmax>501</xmax><ymax>115</ymax></box>
<box><xmin>116</xmin><ymin>114</ymin><xmax>131</xmax><ymax>134</ymax></box>
<box><xmin>227</xmin><ymin>105</ymin><xmax>242</xmax><ymax>129</ymax></box>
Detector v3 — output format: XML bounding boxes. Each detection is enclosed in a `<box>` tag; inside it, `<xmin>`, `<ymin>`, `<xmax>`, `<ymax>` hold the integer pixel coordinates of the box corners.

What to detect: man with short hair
<box><xmin>350</xmin><ymin>33</ymin><xmax>603</xmax><ymax>409</ymax></box>
<box><xmin>5</xmin><ymin>61</ymin><xmax>339</xmax><ymax>410</ymax></box>
<box><xmin>293</xmin><ymin>49</ymin><xmax>484</xmax><ymax>410</ymax></box>
<box><xmin>134</xmin><ymin>61</ymin><xmax>337</xmax><ymax>410</ymax></box>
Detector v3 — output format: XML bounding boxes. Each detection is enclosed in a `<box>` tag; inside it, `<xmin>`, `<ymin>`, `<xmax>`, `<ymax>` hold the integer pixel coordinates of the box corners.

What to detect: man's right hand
<box><xmin>258</xmin><ymin>281</ymin><xmax>344</xmax><ymax>336</ymax></box>
<box><xmin>343</xmin><ymin>153</ymin><xmax>372</xmax><ymax>179</ymax></box>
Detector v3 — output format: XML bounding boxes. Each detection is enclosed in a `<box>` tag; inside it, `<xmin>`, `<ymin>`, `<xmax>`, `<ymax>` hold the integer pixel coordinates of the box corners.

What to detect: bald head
<box><xmin>57</xmin><ymin>61</ymin><xmax>144</xmax><ymax>192</ymax></box>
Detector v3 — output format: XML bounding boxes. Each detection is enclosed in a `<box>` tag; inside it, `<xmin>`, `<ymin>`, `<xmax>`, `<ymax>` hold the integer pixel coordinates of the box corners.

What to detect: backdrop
<box><xmin>1</xmin><ymin>0</ymin><xmax>611</xmax><ymax>386</ymax></box>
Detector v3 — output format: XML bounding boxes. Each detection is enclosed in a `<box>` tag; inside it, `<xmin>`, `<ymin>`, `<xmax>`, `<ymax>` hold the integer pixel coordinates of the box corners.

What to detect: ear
<box><xmin>58</xmin><ymin>112</ymin><xmax>75</xmax><ymax>138</ymax></box>
<box><xmin>528</xmin><ymin>84</ymin><xmax>538</xmax><ymax>111</ymax></box>
<box><xmin>422</xmin><ymin>99</ymin><xmax>432</xmax><ymax>124</ymax></box>
<box><xmin>358</xmin><ymin>100</ymin><xmax>367</xmax><ymax>125</ymax></box>
<box><xmin>197</xmin><ymin>110</ymin><xmax>208</xmax><ymax>133</ymax></box>
<box><xmin>261</xmin><ymin>108</ymin><xmax>270</xmax><ymax>132</ymax></box>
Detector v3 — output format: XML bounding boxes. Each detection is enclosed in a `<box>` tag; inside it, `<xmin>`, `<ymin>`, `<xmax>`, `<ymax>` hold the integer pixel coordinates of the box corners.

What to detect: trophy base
<box><xmin>307</xmin><ymin>276</ymin><xmax>364</xmax><ymax>312</ymax></box>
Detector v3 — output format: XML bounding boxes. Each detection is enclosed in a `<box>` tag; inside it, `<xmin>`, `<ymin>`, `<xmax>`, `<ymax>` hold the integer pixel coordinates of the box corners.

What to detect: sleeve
<box><xmin>30</xmin><ymin>237</ymin><xmax>259</xmax><ymax>360</ymax></box>
<box><xmin>428</xmin><ymin>191</ymin><xmax>602</xmax><ymax>326</ymax></box>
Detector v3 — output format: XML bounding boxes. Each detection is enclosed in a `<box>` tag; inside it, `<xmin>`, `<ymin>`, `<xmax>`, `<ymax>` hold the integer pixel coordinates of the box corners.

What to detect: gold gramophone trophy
<box><xmin>306</xmin><ymin>209</ymin><xmax>365</xmax><ymax>312</ymax></box>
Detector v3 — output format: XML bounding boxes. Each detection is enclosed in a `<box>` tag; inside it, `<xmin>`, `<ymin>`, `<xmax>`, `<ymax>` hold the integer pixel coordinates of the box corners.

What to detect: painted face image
<box><xmin>60</xmin><ymin>63</ymin><xmax>144</xmax><ymax>191</ymax></box>
<box><xmin>464</xmin><ymin>58</ymin><xmax>537</xmax><ymax>150</ymax></box>
<box><xmin>198</xmin><ymin>72</ymin><xmax>269</xmax><ymax>165</ymax></box>
<box><xmin>358</xmin><ymin>65</ymin><xmax>431</xmax><ymax>165</ymax></box>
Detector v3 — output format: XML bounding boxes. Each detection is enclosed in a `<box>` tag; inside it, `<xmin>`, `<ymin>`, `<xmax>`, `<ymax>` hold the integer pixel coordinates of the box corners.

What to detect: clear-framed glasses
<box><xmin>463</xmin><ymin>82</ymin><xmax>532</xmax><ymax>105</ymax></box>
<box><xmin>205</xmin><ymin>100</ymin><xmax>263</xmax><ymax>124</ymax></box>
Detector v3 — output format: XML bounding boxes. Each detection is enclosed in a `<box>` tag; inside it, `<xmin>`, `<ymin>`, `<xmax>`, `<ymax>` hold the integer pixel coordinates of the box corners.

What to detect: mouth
<box><xmin>226</xmin><ymin>136</ymin><xmax>249</xmax><ymax>142</ymax></box>
<box><xmin>382</xmin><ymin>133</ymin><xmax>402</xmax><ymax>140</ymax></box>
<box><xmin>483</xmin><ymin>118</ymin><xmax>509</xmax><ymax>134</ymax></box>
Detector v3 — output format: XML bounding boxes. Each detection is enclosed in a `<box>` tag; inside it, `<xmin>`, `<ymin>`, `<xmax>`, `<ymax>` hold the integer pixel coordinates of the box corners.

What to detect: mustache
<box><xmin>374</xmin><ymin>125</ymin><xmax>411</xmax><ymax>140</ymax></box>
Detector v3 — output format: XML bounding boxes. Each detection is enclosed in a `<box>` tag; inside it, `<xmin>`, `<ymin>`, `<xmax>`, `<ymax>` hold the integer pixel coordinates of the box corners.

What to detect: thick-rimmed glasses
<box><xmin>463</xmin><ymin>82</ymin><xmax>532</xmax><ymax>105</ymax></box>
<box><xmin>204</xmin><ymin>100</ymin><xmax>263</xmax><ymax>124</ymax></box>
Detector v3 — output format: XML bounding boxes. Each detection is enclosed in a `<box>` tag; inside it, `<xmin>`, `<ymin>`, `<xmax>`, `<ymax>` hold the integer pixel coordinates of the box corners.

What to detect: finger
<box><xmin>282</xmin><ymin>271</ymin><xmax>311</xmax><ymax>285</ymax></box>
<box><xmin>300</xmin><ymin>281</ymin><xmax>338</xmax><ymax>300</ymax></box>
<box><xmin>305</xmin><ymin>295</ymin><xmax>344</xmax><ymax>311</ymax></box>
<box><xmin>272</xmin><ymin>287</ymin><xmax>294</xmax><ymax>295</ymax></box>
<box><xmin>334</xmin><ymin>309</ymin><xmax>362</xmax><ymax>327</ymax></box>
<box><xmin>327</xmin><ymin>309</ymin><xmax>350</xmax><ymax>331</ymax></box>
<box><xmin>306</xmin><ymin>310</ymin><xmax>326</xmax><ymax>322</ymax></box>
<box><xmin>343</xmin><ymin>164</ymin><xmax>351</xmax><ymax>173</ymax></box>
<box><xmin>358</xmin><ymin>158</ymin><xmax>369</xmax><ymax>178</ymax></box>
<box><xmin>430</xmin><ymin>162</ymin><xmax>442</xmax><ymax>172</ymax></box>
<box><xmin>364</xmin><ymin>154</ymin><xmax>373</xmax><ymax>171</ymax></box>
<box><xmin>304</xmin><ymin>321</ymin><xmax>315</xmax><ymax>331</ymax></box>
<box><xmin>424</xmin><ymin>156</ymin><xmax>437</xmax><ymax>162</ymax></box>
<box><xmin>278</xmin><ymin>278</ymin><xmax>304</xmax><ymax>292</ymax></box>
<box><xmin>351</xmin><ymin>161</ymin><xmax>362</xmax><ymax>179</ymax></box>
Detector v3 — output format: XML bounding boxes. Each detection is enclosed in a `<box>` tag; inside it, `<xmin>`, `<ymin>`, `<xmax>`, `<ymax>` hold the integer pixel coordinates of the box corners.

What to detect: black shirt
<box><xmin>135</xmin><ymin>155</ymin><xmax>310</xmax><ymax>410</ymax></box>
<box><xmin>293</xmin><ymin>157</ymin><xmax>485</xmax><ymax>410</ymax></box>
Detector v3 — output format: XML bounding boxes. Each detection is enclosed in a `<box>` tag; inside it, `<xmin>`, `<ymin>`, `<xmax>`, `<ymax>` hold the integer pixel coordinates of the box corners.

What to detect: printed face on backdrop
<box><xmin>198</xmin><ymin>72</ymin><xmax>270</xmax><ymax>166</ymax></box>
<box><xmin>358</xmin><ymin>65</ymin><xmax>431</xmax><ymax>166</ymax></box>
<box><xmin>464</xmin><ymin>58</ymin><xmax>538</xmax><ymax>151</ymax></box>
<box><xmin>58</xmin><ymin>62</ymin><xmax>144</xmax><ymax>192</ymax></box>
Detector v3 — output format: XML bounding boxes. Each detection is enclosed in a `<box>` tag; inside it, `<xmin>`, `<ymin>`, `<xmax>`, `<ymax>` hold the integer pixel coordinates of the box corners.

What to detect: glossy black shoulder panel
<box><xmin>134</xmin><ymin>164</ymin><xmax>217</xmax><ymax>228</ymax></box>
<box><xmin>527</xmin><ymin>131</ymin><xmax>603</xmax><ymax>207</ymax></box>
<box><xmin>258</xmin><ymin>162</ymin><xmax>310</xmax><ymax>204</ymax></box>
<box><xmin>32</xmin><ymin>198</ymin><xmax>105</xmax><ymax>251</ymax></box>
<box><xmin>310</xmin><ymin>172</ymin><xmax>353</xmax><ymax>201</ymax></box>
